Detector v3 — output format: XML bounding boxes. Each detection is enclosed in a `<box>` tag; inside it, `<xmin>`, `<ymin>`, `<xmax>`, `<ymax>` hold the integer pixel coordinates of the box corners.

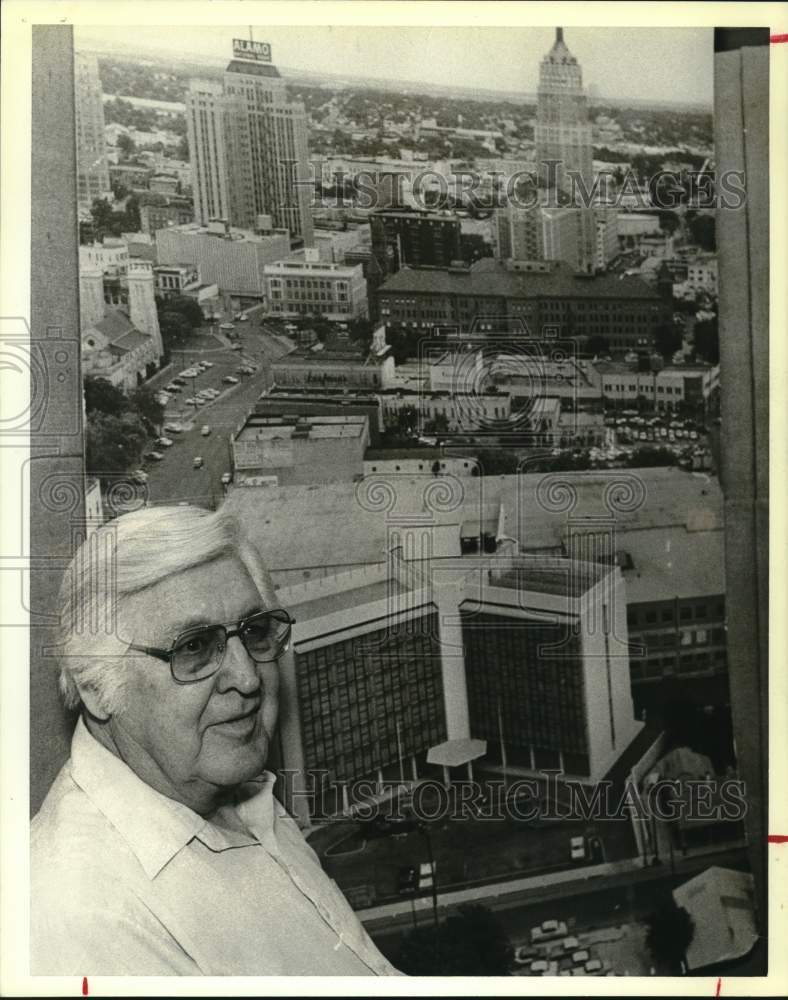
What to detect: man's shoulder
<box><xmin>32</xmin><ymin>760</ymin><xmax>143</xmax><ymax>891</ymax></box>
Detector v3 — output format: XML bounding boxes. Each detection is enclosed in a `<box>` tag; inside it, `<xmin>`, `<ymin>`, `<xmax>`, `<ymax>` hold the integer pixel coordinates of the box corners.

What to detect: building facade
<box><xmin>267</xmin><ymin>547</ymin><xmax>642</xmax><ymax>823</ymax></box>
<box><xmin>597</xmin><ymin>361</ymin><xmax>720</xmax><ymax>411</ymax></box>
<box><xmin>186</xmin><ymin>40</ymin><xmax>313</xmax><ymax>244</ymax></box>
<box><xmin>155</xmin><ymin>220</ymin><xmax>291</xmax><ymax>298</ymax></box>
<box><xmin>370</xmin><ymin>208</ymin><xmax>463</xmax><ymax>276</ymax></box>
<box><xmin>377</xmin><ymin>258</ymin><xmax>669</xmax><ymax>352</ymax></box>
<box><xmin>534</xmin><ymin>28</ymin><xmax>594</xmax><ymax>192</ymax></box>
<box><xmin>232</xmin><ymin>412</ymin><xmax>370</xmax><ymax>486</ymax></box>
<box><xmin>265</xmin><ymin>259</ymin><xmax>368</xmax><ymax>320</ymax></box>
<box><xmin>74</xmin><ymin>51</ymin><xmax>111</xmax><ymax>211</ymax></box>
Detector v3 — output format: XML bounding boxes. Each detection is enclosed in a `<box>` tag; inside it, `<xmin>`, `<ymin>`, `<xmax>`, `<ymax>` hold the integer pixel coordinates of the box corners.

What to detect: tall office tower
<box><xmin>187</xmin><ymin>39</ymin><xmax>313</xmax><ymax>245</ymax></box>
<box><xmin>74</xmin><ymin>51</ymin><xmax>111</xmax><ymax>211</ymax></box>
<box><xmin>534</xmin><ymin>28</ymin><xmax>594</xmax><ymax>193</ymax></box>
<box><xmin>533</xmin><ymin>29</ymin><xmax>596</xmax><ymax>272</ymax></box>
<box><xmin>186</xmin><ymin>79</ymin><xmax>231</xmax><ymax>224</ymax></box>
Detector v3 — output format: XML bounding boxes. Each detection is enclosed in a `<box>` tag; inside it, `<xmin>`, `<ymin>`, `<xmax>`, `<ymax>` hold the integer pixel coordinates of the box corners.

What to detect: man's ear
<box><xmin>78</xmin><ymin>682</ymin><xmax>112</xmax><ymax>723</ymax></box>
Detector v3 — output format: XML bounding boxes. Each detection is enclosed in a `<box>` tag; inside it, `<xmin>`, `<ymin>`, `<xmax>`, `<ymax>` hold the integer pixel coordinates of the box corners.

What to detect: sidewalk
<box><xmin>358</xmin><ymin>856</ymin><xmax>642</xmax><ymax>926</ymax></box>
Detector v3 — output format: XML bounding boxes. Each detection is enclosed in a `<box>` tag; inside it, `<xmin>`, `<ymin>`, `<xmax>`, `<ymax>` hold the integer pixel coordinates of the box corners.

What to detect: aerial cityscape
<box><xmin>59</xmin><ymin>21</ymin><xmax>761</xmax><ymax>978</ymax></box>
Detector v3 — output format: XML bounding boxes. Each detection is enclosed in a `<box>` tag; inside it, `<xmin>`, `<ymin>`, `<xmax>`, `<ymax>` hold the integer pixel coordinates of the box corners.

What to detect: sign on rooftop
<box><xmin>232</xmin><ymin>38</ymin><xmax>272</xmax><ymax>63</ymax></box>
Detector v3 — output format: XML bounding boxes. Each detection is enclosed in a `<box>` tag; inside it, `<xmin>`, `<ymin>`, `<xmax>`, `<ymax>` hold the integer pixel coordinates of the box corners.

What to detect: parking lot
<box><xmin>127</xmin><ymin>324</ymin><xmax>292</xmax><ymax>509</ymax></box>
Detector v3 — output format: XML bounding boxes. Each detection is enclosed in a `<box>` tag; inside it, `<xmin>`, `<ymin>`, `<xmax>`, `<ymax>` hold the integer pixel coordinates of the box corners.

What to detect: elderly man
<box><xmin>32</xmin><ymin>505</ymin><xmax>399</xmax><ymax>976</ymax></box>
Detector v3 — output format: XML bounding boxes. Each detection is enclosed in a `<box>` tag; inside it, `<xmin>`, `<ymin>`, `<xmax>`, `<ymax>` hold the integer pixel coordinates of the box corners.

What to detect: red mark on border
<box><xmin>715</xmin><ymin>976</ymin><xmax>722</xmax><ymax>996</ymax></box>
<box><xmin>768</xmin><ymin>834</ymin><xmax>788</xmax><ymax>843</ymax></box>
<box><xmin>771</xmin><ymin>33</ymin><xmax>788</xmax><ymax>43</ymax></box>
<box><xmin>81</xmin><ymin>977</ymin><xmax>88</xmax><ymax>996</ymax></box>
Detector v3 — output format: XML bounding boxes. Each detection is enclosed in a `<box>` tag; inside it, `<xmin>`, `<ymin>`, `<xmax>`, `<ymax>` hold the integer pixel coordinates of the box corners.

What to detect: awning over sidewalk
<box><xmin>427</xmin><ymin>738</ymin><xmax>487</xmax><ymax>768</ymax></box>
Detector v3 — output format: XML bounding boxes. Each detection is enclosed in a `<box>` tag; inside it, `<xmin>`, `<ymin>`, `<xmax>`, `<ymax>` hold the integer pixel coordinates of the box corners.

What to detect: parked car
<box><xmin>163</xmin><ymin>423</ymin><xmax>183</xmax><ymax>434</ymax></box>
<box><xmin>201</xmin><ymin>361</ymin><xmax>214</xmax><ymax>368</ymax></box>
<box><xmin>193</xmin><ymin>456</ymin><xmax>204</xmax><ymax>469</ymax></box>
<box><xmin>585</xmin><ymin>959</ymin><xmax>603</xmax><ymax>974</ymax></box>
<box><xmin>514</xmin><ymin>945</ymin><xmax>537</xmax><ymax>965</ymax></box>
<box><xmin>531</xmin><ymin>920</ymin><xmax>568</xmax><ymax>944</ymax></box>
<box><xmin>230</xmin><ymin>343</ymin><xmax>242</xmax><ymax>351</ymax></box>
<box><xmin>165</xmin><ymin>383</ymin><xmax>182</xmax><ymax>393</ymax></box>
<box><xmin>222</xmin><ymin>375</ymin><xmax>240</xmax><ymax>384</ymax></box>
<box><xmin>571</xmin><ymin>949</ymin><xmax>590</xmax><ymax>965</ymax></box>
<box><xmin>145</xmin><ymin>451</ymin><xmax>164</xmax><ymax>461</ymax></box>
<box><xmin>221</xmin><ymin>472</ymin><xmax>232</xmax><ymax>485</ymax></box>
<box><xmin>200</xmin><ymin>425</ymin><xmax>211</xmax><ymax>437</ymax></box>
<box><xmin>561</xmin><ymin>936</ymin><xmax>580</xmax><ymax>952</ymax></box>
<box><xmin>131</xmin><ymin>469</ymin><xmax>148</xmax><ymax>483</ymax></box>
<box><xmin>530</xmin><ymin>960</ymin><xmax>558</xmax><ymax>976</ymax></box>
<box><xmin>171</xmin><ymin>377</ymin><xmax>187</xmax><ymax>386</ymax></box>
<box><xmin>397</xmin><ymin>865</ymin><xmax>417</xmax><ymax>895</ymax></box>
<box><xmin>156</xmin><ymin>437</ymin><xmax>174</xmax><ymax>448</ymax></box>
<box><xmin>570</xmin><ymin>835</ymin><xmax>586</xmax><ymax>861</ymax></box>
<box><xmin>359</xmin><ymin>815</ymin><xmax>416</xmax><ymax>840</ymax></box>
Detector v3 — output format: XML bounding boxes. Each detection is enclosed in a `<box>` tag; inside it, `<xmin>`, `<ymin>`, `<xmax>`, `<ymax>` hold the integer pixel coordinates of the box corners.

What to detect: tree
<box><xmin>688</xmin><ymin>213</ymin><xmax>716</xmax><ymax>251</ymax></box>
<box><xmin>627</xmin><ymin>446</ymin><xmax>676</xmax><ymax>468</ymax></box>
<box><xmin>128</xmin><ymin>385</ymin><xmax>165</xmax><ymax>433</ymax></box>
<box><xmin>176</xmin><ymin>135</ymin><xmax>189</xmax><ymax>161</ymax></box>
<box><xmin>586</xmin><ymin>335</ymin><xmax>610</xmax><ymax>357</ymax></box>
<box><xmin>395</xmin><ymin>405</ymin><xmax>419</xmax><ymax>436</ymax></box>
<box><xmin>476</xmin><ymin>449</ymin><xmax>520</xmax><ymax>476</ymax></box>
<box><xmin>117</xmin><ymin>133</ymin><xmax>136</xmax><ymax>157</ymax></box>
<box><xmin>423</xmin><ymin>412</ymin><xmax>450</xmax><ymax>436</ymax></box>
<box><xmin>693</xmin><ymin>316</ymin><xmax>719</xmax><ymax>364</ymax></box>
<box><xmin>85</xmin><ymin>412</ymin><xmax>148</xmax><ymax>481</ymax></box>
<box><xmin>160</xmin><ymin>294</ymin><xmax>204</xmax><ymax>329</ymax></box>
<box><xmin>654</xmin><ymin>322</ymin><xmax>683</xmax><ymax>359</ymax></box>
<box><xmin>658</xmin><ymin>210</ymin><xmax>680</xmax><ymax>234</ymax></box>
<box><xmin>646</xmin><ymin>897</ymin><xmax>695</xmax><ymax>972</ymax></box>
<box><xmin>397</xmin><ymin>904</ymin><xmax>513</xmax><ymax>976</ymax></box>
<box><xmin>159</xmin><ymin>311</ymin><xmax>192</xmax><ymax>353</ymax></box>
<box><xmin>84</xmin><ymin>376</ymin><xmax>129</xmax><ymax>417</ymax></box>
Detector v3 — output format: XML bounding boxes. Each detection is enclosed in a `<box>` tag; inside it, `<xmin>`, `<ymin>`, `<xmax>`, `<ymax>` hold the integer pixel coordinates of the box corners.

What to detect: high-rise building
<box><xmin>534</xmin><ymin>28</ymin><xmax>594</xmax><ymax>192</ymax></box>
<box><xmin>530</xmin><ymin>29</ymin><xmax>597</xmax><ymax>272</ymax></box>
<box><xmin>74</xmin><ymin>51</ymin><xmax>111</xmax><ymax>211</ymax></box>
<box><xmin>370</xmin><ymin>208</ymin><xmax>463</xmax><ymax>276</ymax></box>
<box><xmin>186</xmin><ymin>40</ymin><xmax>313</xmax><ymax>245</ymax></box>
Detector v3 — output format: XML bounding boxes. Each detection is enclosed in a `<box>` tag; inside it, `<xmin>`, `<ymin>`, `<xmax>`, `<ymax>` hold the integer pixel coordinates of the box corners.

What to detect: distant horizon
<box><xmin>75</xmin><ymin>25</ymin><xmax>714</xmax><ymax>109</ymax></box>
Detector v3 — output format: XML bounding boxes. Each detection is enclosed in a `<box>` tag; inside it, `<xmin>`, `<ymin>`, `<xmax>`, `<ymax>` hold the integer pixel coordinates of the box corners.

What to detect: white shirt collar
<box><xmin>69</xmin><ymin>717</ymin><xmax>279</xmax><ymax>879</ymax></box>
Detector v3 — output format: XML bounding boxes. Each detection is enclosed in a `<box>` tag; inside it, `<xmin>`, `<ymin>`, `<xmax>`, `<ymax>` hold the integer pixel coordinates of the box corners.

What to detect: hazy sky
<box><xmin>75</xmin><ymin>24</ymin><xmax>714</xmax><ymax>106</ymax></box>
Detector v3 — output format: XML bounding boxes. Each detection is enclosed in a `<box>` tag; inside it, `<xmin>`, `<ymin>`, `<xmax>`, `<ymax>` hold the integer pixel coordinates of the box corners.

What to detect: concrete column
<box><xmin>436</xmin><ymin>594</ymin><xmax>470</xmax><ymax>740</ymax></box>
<box><xmin>30</xmin><ymin>26</ymin><xmax>85</xmax><ymax>816</ymax></box>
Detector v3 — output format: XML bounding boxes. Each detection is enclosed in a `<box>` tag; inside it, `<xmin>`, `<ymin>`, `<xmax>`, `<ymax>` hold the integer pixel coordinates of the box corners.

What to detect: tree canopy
<box><xmin>85</xmin><ymin>412</ymin><xmax>148</xmax><ymax>480</ymax></box>
<box><xmin>645</xmin><ymin>896</ymin><xmax>695</xmax><ymax>973</ymax></box>
<box><xmin>397</xmin><ymin>904</ymin><xmax>513</xmax><ymax>976</ymax></box>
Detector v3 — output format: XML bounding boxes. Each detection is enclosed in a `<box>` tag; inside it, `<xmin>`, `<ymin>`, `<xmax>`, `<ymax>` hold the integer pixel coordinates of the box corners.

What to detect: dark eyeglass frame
<box><xmin>128</xmin><ymin>608</ymin><xmax>296</xmax><ymax>684</ymax></box>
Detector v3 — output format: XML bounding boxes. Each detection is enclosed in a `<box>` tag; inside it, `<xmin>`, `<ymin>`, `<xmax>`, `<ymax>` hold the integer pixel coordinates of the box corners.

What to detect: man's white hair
<box><xmin>57</xmin><ymin>504</ymin><xmax>272</xmax><ymax>714</ymax></box>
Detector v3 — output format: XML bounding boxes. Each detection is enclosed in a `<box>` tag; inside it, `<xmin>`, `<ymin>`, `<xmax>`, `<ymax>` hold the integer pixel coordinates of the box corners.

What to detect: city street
<box><xmin>367</xmin><ymin>845</ymin><xmax>750</xmax><ymax>970</ymax></box>
<box><xmin>136</xmin><ymin>323</ymin><xmax>292</xmax><ymax>508</ymax></box>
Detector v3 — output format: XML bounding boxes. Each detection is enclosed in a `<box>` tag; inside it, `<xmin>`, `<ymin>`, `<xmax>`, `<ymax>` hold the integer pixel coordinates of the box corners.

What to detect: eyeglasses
<box><xmin>128</xmin><ymin>609</ymin><xmax>296</xmax><ymax>684</ymax></box>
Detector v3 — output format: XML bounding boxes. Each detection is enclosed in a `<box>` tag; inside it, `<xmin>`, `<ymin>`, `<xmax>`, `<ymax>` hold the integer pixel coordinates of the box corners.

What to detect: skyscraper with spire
<box><xmin>534</xmin><ymin>27</ymin><xmax>594</xmax><ymax>193</ymax></box>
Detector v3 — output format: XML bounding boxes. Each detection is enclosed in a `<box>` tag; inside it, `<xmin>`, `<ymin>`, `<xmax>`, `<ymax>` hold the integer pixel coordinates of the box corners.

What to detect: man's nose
<box><xmin>216</xmin><ymin>634</ymin><xmax>261</xmax><ymax>695</ymax></box>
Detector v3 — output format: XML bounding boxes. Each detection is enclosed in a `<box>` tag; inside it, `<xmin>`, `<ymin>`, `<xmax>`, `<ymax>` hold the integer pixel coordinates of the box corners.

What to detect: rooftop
<box><xmin>224</xmin><ymin>467</ymin><xmax>722</xmax><ymax>586</ymax></box>
<box><xmin>235</xmin><ymin>414</ymin><xmax>367</xmax><ymax>445</ymax></box>
<box><xmin>379</xmin><ymin>258</ymin><xmax>662</xmax><ymax>301</ymax></box>
<box><xmin>673</xmin><ymin>867</ymin><xmax>758</xmax><ymax>971</ymax></box>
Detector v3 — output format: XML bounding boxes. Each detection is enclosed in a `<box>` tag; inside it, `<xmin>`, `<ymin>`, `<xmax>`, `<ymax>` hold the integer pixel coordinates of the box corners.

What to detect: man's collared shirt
<box><xmin>32</xmin><ymin>719</ymin><xmax>399</xmax><ymax>976</ymax></box>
